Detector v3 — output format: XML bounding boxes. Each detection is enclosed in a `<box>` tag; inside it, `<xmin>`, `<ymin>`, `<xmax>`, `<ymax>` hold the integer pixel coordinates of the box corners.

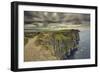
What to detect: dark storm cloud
<box><xmin>24</xmin><ymin>11</ymin><xmax>90</xmax><ymax>25</ymax></box>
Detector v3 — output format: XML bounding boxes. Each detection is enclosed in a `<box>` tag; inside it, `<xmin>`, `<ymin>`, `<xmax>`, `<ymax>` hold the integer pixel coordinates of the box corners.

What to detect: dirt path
<box><xmin>24</xmin><ymin>35</ymin><xmax>57</xmax><ymax>62</ymax></box>
<box><xmin>25</xmin><ymin>36</ymin><xmax>38</xmax><ymax>49</ymax></box>
<box><xmin>24</xmin><ymin>36</ymin><xmax>41</xmax><ymax>61</ymax></box>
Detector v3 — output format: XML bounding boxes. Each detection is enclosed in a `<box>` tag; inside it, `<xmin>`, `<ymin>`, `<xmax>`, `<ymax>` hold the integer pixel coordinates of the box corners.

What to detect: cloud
<box><xmin>24</xmin><ymin>11</ymin><xmax>90</xmax><ymax>25</ymax></box>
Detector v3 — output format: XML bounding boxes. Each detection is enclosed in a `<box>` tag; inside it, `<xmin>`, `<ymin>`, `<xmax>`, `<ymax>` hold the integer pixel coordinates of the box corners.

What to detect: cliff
<box><xmin>24</xmin><ymin>29</ymin><xmax>80</xmax><ymax>61</ymax></box>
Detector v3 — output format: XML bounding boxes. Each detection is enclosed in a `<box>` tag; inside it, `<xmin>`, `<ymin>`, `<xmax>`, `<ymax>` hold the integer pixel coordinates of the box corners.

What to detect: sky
<box><xmin>24</xmin><ymin>11</ymin><xmax>90</xmax><ymax>25</ymax></box>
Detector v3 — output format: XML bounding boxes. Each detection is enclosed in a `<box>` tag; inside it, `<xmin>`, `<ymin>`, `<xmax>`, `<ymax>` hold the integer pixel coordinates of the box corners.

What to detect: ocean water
<box><xmin>64</xmin><ymin>29</ymin><xmax>90</xmax><ymax>59</ymax></box>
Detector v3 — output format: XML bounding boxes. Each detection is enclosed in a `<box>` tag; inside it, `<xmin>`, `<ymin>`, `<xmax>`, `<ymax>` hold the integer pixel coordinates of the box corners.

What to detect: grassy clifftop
<box><xmin>24</xmin><ymin>29</ymin><xmax>80</xmax><ymax>61</ymax></box>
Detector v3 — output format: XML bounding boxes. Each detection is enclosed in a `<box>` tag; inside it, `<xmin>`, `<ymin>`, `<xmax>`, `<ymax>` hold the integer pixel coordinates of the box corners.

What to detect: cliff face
<box><xmin>24</xmin><ymin>30</ymin><xmax>80</xmax><ymax>61</ymax></box>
